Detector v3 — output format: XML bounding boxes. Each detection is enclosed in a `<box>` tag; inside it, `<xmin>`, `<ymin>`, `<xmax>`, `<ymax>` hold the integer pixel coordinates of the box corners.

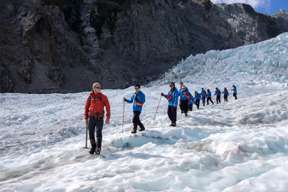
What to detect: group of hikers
<box><xmin>84</xmin><ymin>82</ymin><xmax>238</xmax><ymax>155</ymax></box>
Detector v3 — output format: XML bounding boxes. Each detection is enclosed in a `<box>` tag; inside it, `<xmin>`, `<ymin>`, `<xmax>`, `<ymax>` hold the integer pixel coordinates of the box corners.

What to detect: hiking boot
<box><xmin>89</xmin><ymin>145</ymin><xmax>96</xmax><ymax>154</ymax></box>
<box><xmin>131</xmin><ymin>129</ymin><xmax>137</xmax><ymax>134</ymax></box>
<box><xmin>139</xmin><ymin>127</ymin><xmax>145</xmax><ymax>132</ymax></box>
<box><xmin>170</xmin><ymin>123</ymin><xmax>176</xmax><ymax>127</ymax></box>
<box><xmin>95</xmin><ymin>148</ymin><xmax>101</xmax><ymax>155</ymax></box>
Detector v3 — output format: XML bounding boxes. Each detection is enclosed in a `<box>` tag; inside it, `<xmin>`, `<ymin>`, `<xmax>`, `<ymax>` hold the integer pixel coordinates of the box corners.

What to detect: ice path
<box><xmin>1</xmin><ymin>84</ymin><xmax>288</xmax><ymax>192</ymax></box>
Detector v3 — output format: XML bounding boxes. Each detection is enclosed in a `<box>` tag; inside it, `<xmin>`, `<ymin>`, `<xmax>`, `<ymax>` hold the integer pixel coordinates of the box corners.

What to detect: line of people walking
<box><xmin>160</xmin><ymin>82</ymin><xmax>238</xmax><ymax>127</ymax></box>
<box><xmin>83</xmin><ymin>81</ymin><xmax>237</xmax><ymax>155</ymax></box>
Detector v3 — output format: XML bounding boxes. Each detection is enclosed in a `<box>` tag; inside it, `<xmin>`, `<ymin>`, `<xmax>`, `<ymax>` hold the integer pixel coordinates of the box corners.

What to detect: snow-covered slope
<box><xmin>1</xmin><ymin>33</ymin><xmax>288</xmax><ymax>192</ymax></box>
<box><xmin>162</xmin><ymin>32</ymin><xmax>288</xmax><ymax>87</ymax></box>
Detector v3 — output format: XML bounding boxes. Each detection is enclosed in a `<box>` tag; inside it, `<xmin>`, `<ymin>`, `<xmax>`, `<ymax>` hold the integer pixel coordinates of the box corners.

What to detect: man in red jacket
<box><xmin>84</xmin><ymin>82</ymin><xmax>110</xmax><ymax>155</ymax></box>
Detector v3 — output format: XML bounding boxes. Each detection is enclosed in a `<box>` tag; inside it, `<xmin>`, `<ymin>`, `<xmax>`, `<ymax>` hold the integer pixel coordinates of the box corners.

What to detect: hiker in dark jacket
<box><xmin>201</xmin><ymin>88</ymin><xmax>207</xmax><ymax>106</ymax></box>
<box><xmin>215</xmin><ymin>87</ymin><xmax>221</xmax><ymax>104</ymax></box>
<box><xmin>223</xmin><ymin>87</ymin><xmax>229</xmax><ymax>102</ymax></box>
<box><xmin>206</xmin><ymin>89</ymin><xmax>214</xmax><ymax>105</ymax></box>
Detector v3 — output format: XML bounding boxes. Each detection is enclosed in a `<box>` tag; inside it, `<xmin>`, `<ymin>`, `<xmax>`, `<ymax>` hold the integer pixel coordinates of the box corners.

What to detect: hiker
<box><xmin>161</xmin><ymin>82</ymin><xmax>179</xmax><ymax>127</ymax></box>
<box><xmin>189</xmin><ymin>94</ymin><xmax>194</xmax><ymax>111</ymax></box>
<box><xmin>223</xmin><ymin>87</ymin><xmax>229</xmax><ymax>102</ymax></box>
<box><xmin>201</xmin><ymin>88</ymin><xmax>207</xmax><ymax>106</ymax></box>
<box><xmin>232</xmin><ymin>85</ymin><xmax>237</xmax><ymax>100</ymax></box>
<box><xmin>84</xmin><ymin>82</ymin><xmax>110</xmax><ymax>155</ymax></box>
<box><xmin>206</xmin><ymin>89</ymin><xmax>214</xmax><ymax>105</ymax></box>
<box><xmin>124</xmin><ymin>84</ymin><xmax>146</xmax><ymax>134</ymax></box>
<box><xmin>194</xmin><ymin>91</ymin><xmax>201</xmax><ymax>109</ymax></box>
<box><xmin>179</xmin><ymin>82</ymin><xmax>191</xmax><ymax>116</ymax></box>
<box><xmin>215</xmin><ymin>87</ymin><xmax>221</xmax><ymax>104</ymax></box>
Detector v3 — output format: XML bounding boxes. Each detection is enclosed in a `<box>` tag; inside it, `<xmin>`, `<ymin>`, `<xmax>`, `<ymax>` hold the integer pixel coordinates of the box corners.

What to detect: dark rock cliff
<box><xmin>1</xmin><ymin>0</ymin><xmax>288</xmax><ymax>93</ymax></box>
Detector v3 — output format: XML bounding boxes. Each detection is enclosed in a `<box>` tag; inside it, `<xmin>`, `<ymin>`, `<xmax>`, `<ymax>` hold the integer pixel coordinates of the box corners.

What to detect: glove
<box><xmin>105</xmin><ymin>118</ymin><xmax>110</xmax><ymax>125</ymax></box>
<box><xmin>161</xmin><ymin>93</ymin><xmax>164</xmax><ymax>96</ymax></box>
<box><xmin>123</xmin><ymin>98</ymin><xmax>127</xmax><ymax>102</ymax></box>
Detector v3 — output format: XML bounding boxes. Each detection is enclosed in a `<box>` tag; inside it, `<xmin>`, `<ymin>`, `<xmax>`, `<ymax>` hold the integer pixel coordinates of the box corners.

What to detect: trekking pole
<box><xmin>122</xmin><ymin>100</ymin><xmax>125</xmax><ymax>134</ymax></box>
<box><xmin>154</xmin><ymin>95</ymin><xmax>162</xmax><ymax>120</ymax></box>
<box><xmin>84</xmin><ymin>123</ymin><xmax>88</xmax><ymax>149</ymax></box>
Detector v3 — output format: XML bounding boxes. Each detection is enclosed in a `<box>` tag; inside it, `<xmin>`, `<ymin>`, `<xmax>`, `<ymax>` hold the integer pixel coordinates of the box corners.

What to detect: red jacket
<box><xmin>84</xmin><ymin>92</ymin><xmax>111</xmax><ymax>120</ymax></box>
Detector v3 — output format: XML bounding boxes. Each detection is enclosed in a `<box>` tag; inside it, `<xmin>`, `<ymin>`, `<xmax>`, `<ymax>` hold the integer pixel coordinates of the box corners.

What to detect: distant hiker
<box><xmin>206</xmin><ymin>89</ymin><xmax>214</xmax><ymax>105</ymax></box>
<box><xmin>232</xmin><ymin>85</ymin><xmax>237</xmax><ymax>100</ymax></box>
<box><xmin>201</xmin><ymin>88</ymin><xmax>207</xmax><ymax>106</ymax></box>
<box><xmin>194</xmin><ymin>91</ymin><xmax>201</xmax><ymax>109</ymax></box>
<box><xmin>84</xmin><ymin>82</ymin><xmax>110</xmax><ymax>155</ymax></box>
<box><xmin>215</xmin><ymin>87</ymin><xmax>221</xmax><ymax>104</ymax></box>
<box><xmin>179</xmin><ymin>82</ymin><xmax>191</xmax><ymax>116</ymax></box>
<box><xmin>124</xmin><ymin>84</ymin><xmax>146</xmax><ymax>134</ymax></box>
<box><xmin>223</xmin><ymin>87</ymin><xmax>229</xmax><ymax>102</ymax></box>
<box><xmin>161</xmin><ymin>82</ymin><xmax>179</xmax><ymax>127</ymax></box>
<box><xmin>189</xmin><ymin>94</ymin><xmax>194</xmax><ymax>111</ymax></box>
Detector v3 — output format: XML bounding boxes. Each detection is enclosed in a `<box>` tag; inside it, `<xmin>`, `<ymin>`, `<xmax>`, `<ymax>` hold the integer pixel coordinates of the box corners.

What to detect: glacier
<box><xmin>1</xmin><ymin>33</ymin><xmax>288</xmax><ymax>192</ymax></box>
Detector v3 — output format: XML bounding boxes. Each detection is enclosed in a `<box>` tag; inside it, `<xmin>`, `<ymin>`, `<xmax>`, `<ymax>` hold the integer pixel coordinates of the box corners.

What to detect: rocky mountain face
<box><xmin>1</xmin><ymin>0</ymin><xmax>288</xmax><ymax>93</ymax></box>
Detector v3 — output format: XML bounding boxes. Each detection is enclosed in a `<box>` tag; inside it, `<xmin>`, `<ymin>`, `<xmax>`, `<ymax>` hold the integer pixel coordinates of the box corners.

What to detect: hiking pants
<box><xmin>88</xmin><ymin>116</ymin><xmax>103</xmax><ymax>150</ymax></box>
<box><xmin>168</xmin><ymin>106</ymin><xmax>177</xmax><ymax>124</ymax></box>
<box><xmin>207</xmin><ymin>97</ymin><xmax>214</xmax><ymax>105</ymax></box>
<box><xmin>180</xmin><ymin>100</ymin><xmax>189</xmax><ymax>115</ymax></box>
<box><xmin>133</xmin><ymin>111</ymin><xmax>145</xmax><ymax>131</ymax></box>
<box><xmin>216</xmin><ymin>96</ymin><xmax>221</xmax><ymax>104</ymax></box>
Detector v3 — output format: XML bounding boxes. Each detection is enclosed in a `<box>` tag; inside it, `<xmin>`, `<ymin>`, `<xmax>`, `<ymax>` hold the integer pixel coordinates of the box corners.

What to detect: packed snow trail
<box><xmin>1</xmin><ymin>33</ymin><xmax>288</xmax><ymax>191</ymax></box>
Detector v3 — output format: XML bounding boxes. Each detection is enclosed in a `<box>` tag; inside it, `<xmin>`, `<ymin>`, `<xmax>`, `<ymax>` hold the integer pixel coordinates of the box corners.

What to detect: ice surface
<box><xmin>1</xmin><ymin>33</ymin><xmax>288</xmax><ymax>192</ymax></box>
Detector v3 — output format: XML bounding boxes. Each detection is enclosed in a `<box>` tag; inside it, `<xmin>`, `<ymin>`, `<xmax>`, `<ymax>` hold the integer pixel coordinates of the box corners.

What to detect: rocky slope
<box><xmin>1</xmin><ymin>0</ymin><xmax>288</xmax><ymax>93</ymax></box>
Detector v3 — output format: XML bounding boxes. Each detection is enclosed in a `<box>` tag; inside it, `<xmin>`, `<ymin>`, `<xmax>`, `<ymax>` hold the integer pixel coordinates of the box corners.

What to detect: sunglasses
<box><xmin>93</xmin><ymin>86</ymin><xmax>101</xmax><ymax>89</ymax></box>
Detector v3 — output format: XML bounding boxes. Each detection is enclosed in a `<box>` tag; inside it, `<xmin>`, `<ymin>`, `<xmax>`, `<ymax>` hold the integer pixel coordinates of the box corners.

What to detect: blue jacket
<box><xmin>215</xmin><ymin>89</ymin><xmax>221</xmax><ymax>97</ymax></box>
<box><xmin>195</xmin><ymin>92</ymin><xmax>201</xmax><ymax>101</ymax></box>
<box><xmin>189</xmin><ymin>95</ymin><xmax>194</xmax><ymax>105</ymax></box>
<box><xmin>179</xmin><ymin>87</ymin><xmax>191</xmax><ymax>101</ymax></box>
<box><xmin>207</xmin><ymin>90</ymin><xmax>212</xmax><ymax>97</ymax></box>
<box><xmin>201</xmin><ymin>89</ymin><xmax>207</xmax><ymax>99</ymax></box>
<box><xmin>125</xmin><ymin>91</ymin><xmax>145</xmax><ymax>112</ymax></box>
<box><xmin>223</xmin><ymin>89</ymin><xmax>229</xmax><ymax>97</ymax></box>
<box><xmin>163</xmin><ymin>88</ymin><xmax>179</xmax><ymax>107</ymax></box>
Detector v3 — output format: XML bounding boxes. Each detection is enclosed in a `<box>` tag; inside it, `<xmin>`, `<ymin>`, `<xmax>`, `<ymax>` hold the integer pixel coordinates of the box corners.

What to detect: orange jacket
<box><xmin>84</xmin><ymin>92</ymin><xmax>111</xmax><ymax>120</ymax></box>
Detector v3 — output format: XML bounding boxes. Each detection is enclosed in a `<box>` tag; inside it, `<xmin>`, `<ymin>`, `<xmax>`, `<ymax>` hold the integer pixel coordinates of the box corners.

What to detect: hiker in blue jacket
<box><xmin>206</xmin><ymin>89</ymin><xmax>214</xmax><ymax>105</ymax></box>
<box><xmin>194</xmin><ymin>91</ymin><xmax>201</xmax><ymax>109</ymax></box>
<box><xmin>223</xmin><ymin>87</ymin><xmax>229</xmax><ymax>102</ymax></box>
<box><xmin>179</xmin><ymin>82</ymin><xmax>191</xmax><ymax>116</ymax></box>
<box><xmin>215</xmin><ymin>87</ymin><xmax>221</xmax><ymax>104</ymax></box>
<box><xmin>161</xmin><ymin>82</ymin><xmax>179</xmax><ymax>127</ymax></box>
<box><xmin>124</xmin><ymin>84</ymin><xmax>146</xmax><ymax>133</ymax></box>
<box><xmin>189</xmin><ymin>94</ymin><xmax>194</xmax><ymax>111</ymax></box>
<box><xmin>201</xmin><ymin>88</ymin><xmax>207</xmax><ymax>106</ymax></box>
<box><xmin>232</xmin><ymin>85</ymin><xmax>237</xmax><ymax>100</ymax></box>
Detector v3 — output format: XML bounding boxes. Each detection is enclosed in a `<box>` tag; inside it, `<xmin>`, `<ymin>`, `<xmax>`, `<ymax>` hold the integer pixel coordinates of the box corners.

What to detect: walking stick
<box><xmin>154</xmin><ymin>95</ymin><xmax>162</xmax><ymax>120</ymax></box>
<box><xmin>122</xmin><ymin>100</ymin><xmax>125</xmax><ymax>134</ymax></box>
<box><xmin>84</xmin><ymin>123</ymin><xmax>88</xmax><ymax>149</ymax></box>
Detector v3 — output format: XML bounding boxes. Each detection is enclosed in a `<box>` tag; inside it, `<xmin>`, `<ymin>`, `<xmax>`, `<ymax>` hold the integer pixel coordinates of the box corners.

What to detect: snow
<box><xmin>1</xmin><ymin>33</ymin><xmax>288</xmax><ymax>191</ymax></box>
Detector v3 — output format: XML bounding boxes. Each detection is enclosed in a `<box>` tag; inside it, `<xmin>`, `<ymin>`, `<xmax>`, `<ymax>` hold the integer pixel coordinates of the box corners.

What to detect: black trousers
<box><xmin>216</xmin><ymin>96</ymin><xmax>221</xmax><ymax>104</ymax></box>
<box><xmin>180</xmin><ymin>100</ymin><xmax>189</xmax><ymax>114</ymax></box>
<box><xmin>195</xmin><ymin>99</ymin><xmax>200</xmax><ymax>109</ymax></box>
<box><xmin>168</xmin><ymin>106</ymin><xmax>177</xmax><ymax>124</ymax></box>
<box><xmin>88</xmin><ymin>116</ymin><xmax>104</xmax><ymax>150</ymax></box>
<box><xmin>189</xmin><ymin>102</ymin><xmax>193</xmax><ymax>111</ymax></box>
<box><xmin>224</xmin><ymin>95</ymin><xmax>228</xmax><ymax>102</ymax></box>
<box><xmin>233</xmin><ymin>93</ymin><xmax>238</xmax><ymax>100</ymax></box>
<box><xmin>207</xmin><ymin>97</ymin><xmax>214</xmax><ymax>105</ymax></box>
<box><xmin>202</xmin><ymin>97</ymin><xmax>206</xmax><ymax>106</ymax></box>
<box><xmin>133</xmin><ymin>111</ymin><xmax>145</xmax><ymax>130</ymax></box>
